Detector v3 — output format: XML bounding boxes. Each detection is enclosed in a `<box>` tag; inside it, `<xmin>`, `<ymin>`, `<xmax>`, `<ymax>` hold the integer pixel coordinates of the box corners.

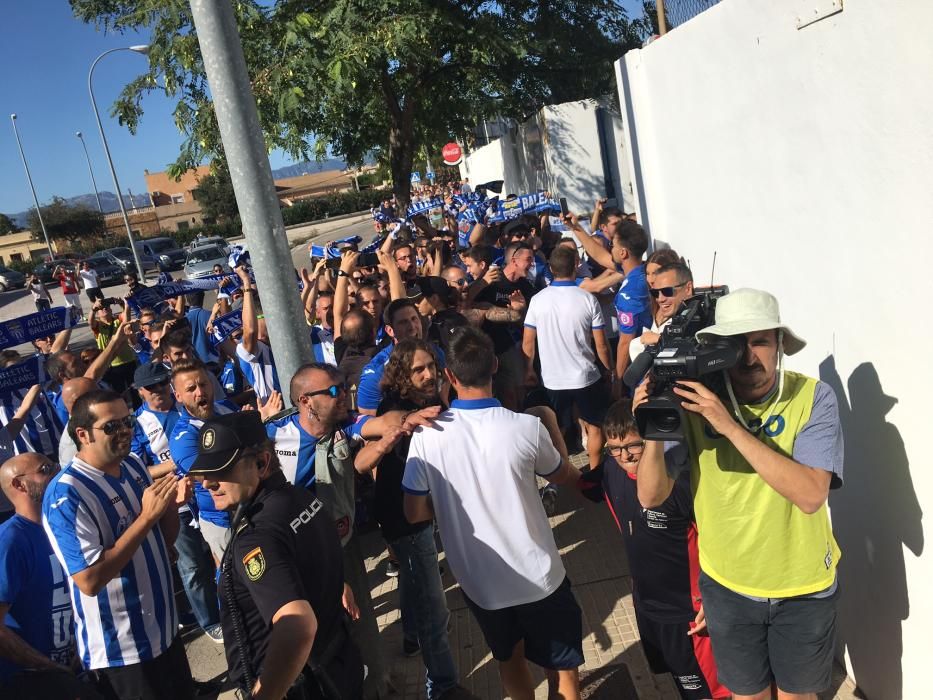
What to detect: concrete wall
<box><xmin>615</xmin><ymin>2</ymin><xmax>933</xmax><ymax>698</ymax></box>
<box><xmin>0</xmin><ymin>231</ymin><xmax>56</xmax><ymax>265</ymax></box>
<box><xmin>460</xmin><ymin>99</ymin><xmax>635</xmax><ymax>215</ymax></box>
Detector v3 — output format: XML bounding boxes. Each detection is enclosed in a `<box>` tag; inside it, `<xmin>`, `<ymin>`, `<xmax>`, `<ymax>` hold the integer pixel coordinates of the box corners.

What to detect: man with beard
<box><xmin>0</xmin><ymin>453</ymin><xmax>102</xmax><ymax>699</ymax></box>
<box><xmin>42</xmin><ymin>389</ymin><xmax>194</xmax><ymax>699</ymax></box>
<box><xmin>265</xmin><ymin>361</ymin><xmax>440</xmax><ymax>698</ymax></box>
<box><xmin>635</xmin><ymin>289</ymin><xmax>844</xmax><ymax>700</ymax></box>
<box><xmin>354</xmin><ymin>339</ymin><xmax>474</xmax><ymax>700</ymax></box>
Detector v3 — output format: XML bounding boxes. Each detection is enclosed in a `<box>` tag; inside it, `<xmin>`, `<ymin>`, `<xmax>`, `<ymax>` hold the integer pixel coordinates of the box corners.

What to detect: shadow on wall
<box><xmin>819</xmin><ymin>358</ymin><xmax>923</xmax><ymax>700</ymax></box>
<box><xmin>544</xmin><ymin>109</ymin><xmax>607</xmax><ymax>211</ymax></box>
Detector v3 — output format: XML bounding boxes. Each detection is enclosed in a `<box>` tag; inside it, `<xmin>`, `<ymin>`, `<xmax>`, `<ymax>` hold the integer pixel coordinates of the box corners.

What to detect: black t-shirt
<box><xmin>427</xmin><ymin>308</ymin><xmax>469</xmax><ymax>355</ymax></box>
<box><xmin>586</xmin><ymin>450</ymin><xmax>698</xmax><ymax>623</ymax></box>
<box><xmin>220</xmin><ymin>471</ymin><xmax>345</xmax><ymax>689</ymax></box>
<box><xmin>474</xmin><ymin>276</ymin><xmax>536</xmax><ymax>354</ymax></box>
<box><xmin>374</xmin><ymin>393</ymin><xmax>436</xmax><ymax>541</ymax></box>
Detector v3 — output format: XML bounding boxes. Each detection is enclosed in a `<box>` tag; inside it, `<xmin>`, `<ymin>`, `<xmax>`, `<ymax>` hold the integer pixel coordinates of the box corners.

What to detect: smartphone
<box><xmin>559</xmin><ymin>197</ymin><xmax>569</xmax><ymax>216</ymax></box>
<box><xmin>325</xmin><ymin>257</ymin><xmax>343</xmax><ymax>270</ymax></box>
<box><xmin>358</xmin><ymin>251</ymin><xmax>380</xmax><ymax>268</ymax></box>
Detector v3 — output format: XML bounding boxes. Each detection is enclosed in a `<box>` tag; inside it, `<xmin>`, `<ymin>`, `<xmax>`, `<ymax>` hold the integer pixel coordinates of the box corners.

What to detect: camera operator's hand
<box><xmin>673</xmin><ymin>380</ymin><xmax>737</xmax><ymax>438</ymax></box>
<box><xmin>632</xmin><ymin>374</ymin><xmax>654</xmax><ymax>412</ymax></box>
<box><xmin>640</xmin><ymin>331</ymin><xmax>660</xmax><ymax>347</ymax></box>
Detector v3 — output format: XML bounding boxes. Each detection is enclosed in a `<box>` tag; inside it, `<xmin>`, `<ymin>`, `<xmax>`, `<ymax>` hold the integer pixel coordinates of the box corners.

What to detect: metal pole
<box><xmin>10</xmin><ymin>115</ymin><xmax>54</xmax><ymax>260</ymax></box>
<box><xmin>656</xmin><ymin>0</ymin><xmax>668</xmax><ymax>34</ymax></box>
<box><xmin>89</xmin><ymin>47</ymin><xmax>148</xmax><ymax>279</ymax></box>
<box><xmin>76</xmin><ymin>131</ymin><xmax>104</xmax><ymax>212</ymax></box>
<box><xmin>189</xmin><ymin>0</ymin><xmax>313</xmax><ymax>405</ymax></box>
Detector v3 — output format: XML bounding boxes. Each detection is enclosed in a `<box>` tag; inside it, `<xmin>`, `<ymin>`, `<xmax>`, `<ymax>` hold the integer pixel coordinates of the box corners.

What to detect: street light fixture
<box><xmin>75</xmin><ymin>131</ymin><xmax>103</xmax><ymax>213</ymax></box>
<box><xmin>9</xmin><ymin>114</ymin><xmax>54</xmax><ymax>260</ymax></box>
<box><xmin>88</xmin><ymin>44</ymin><xmax>150</xmax><ymax>279</ymax></box>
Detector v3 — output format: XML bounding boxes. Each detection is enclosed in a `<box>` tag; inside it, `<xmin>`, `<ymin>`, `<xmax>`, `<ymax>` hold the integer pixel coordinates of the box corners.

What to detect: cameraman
<box><xmin>634</xmin><ymin>289</ymin><xmax>843</xmax><ymax>700</ymax></box>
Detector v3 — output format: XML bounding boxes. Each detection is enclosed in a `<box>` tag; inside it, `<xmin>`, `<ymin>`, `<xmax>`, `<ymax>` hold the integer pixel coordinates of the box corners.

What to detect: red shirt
<box><xmin>56</xmin><ymin>271</ymin><xmax>79</xmax><ymax>294</ymax></box>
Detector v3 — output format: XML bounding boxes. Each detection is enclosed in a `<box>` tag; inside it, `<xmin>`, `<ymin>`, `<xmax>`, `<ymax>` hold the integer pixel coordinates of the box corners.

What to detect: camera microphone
<box><xmin>624</xmin><ymin>350</ymin><xmax>656</xmax><ymax>389</ymax></box>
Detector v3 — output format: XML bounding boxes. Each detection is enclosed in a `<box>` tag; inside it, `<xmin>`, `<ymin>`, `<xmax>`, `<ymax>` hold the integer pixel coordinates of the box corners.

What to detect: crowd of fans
<box><xmin>0</xmin><ymin>179</ymin><xmax>844</xmax><ymax>700</ymax></box>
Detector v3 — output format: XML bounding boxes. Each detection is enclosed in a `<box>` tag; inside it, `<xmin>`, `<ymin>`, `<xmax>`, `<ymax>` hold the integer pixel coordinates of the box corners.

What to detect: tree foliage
<box><xmin>0</xmin><ymin>213</ymin><xmax>21</xmax><ymax>236</ymax></box>
<box><xmin>27</xmin><ymin>197</ymin><xmax>105</xmax><ymax>244</ymax></box>
<box><xmin>70</xmin><ymin>0</ymin><xmax>646</xmax><ymax>209</ymax></box>
<box><xmin>192</xmin><ymin>166</ymin><xmax>239</xmax><ymax>222</ymax></box>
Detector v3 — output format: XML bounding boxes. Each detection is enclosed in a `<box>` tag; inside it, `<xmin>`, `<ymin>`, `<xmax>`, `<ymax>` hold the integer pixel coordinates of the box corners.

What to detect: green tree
<box><xmin>27</xmin><ymin>197</ymin><xmax>105</xmax><ymax>245</ymax></box>
<box><xmin>71</xmin><ymin>0</ymin><xmax>644</xmax><ymax>211</ymax></box>
<box><xmin>0</xmin><ymin>213</ymin><xmax>21</xmax><ymax>235</ymax></box>
<box><xmin>192</xmin><ymin>165</ymin><xmax>240</xmax><ymax>222</ymax></box>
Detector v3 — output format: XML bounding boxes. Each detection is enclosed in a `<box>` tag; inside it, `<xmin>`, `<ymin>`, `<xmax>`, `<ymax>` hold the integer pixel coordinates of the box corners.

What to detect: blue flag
<box><xmin>0</xmin><ymin>307</ymin><xmax>77</xmax><ymax>351</ymax></box>
<box><xmin>0</xmin><ymin>355</ymin><xmax>47</xmax><ymax>396</ymax></box>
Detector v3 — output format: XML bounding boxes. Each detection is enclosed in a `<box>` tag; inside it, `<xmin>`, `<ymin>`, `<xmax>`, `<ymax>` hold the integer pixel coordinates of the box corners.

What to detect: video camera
<box><xmin>623</xmin><ymin>286</ymin><xmax>743</xmax><ymax>441</ymax></box>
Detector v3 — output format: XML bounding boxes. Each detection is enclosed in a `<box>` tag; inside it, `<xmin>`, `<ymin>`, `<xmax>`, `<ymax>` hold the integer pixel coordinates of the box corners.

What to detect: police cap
<box><xmin>189</xmin><ymin>411</ymin><xmax>267</xmax><ymax>475</ymax></box>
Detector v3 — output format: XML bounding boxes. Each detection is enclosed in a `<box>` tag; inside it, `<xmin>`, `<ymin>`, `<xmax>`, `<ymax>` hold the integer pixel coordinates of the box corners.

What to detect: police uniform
<box><xmin>189</xmin><ymin>412</ymin><xmax>363</xmax><ymax>700</ymax></box>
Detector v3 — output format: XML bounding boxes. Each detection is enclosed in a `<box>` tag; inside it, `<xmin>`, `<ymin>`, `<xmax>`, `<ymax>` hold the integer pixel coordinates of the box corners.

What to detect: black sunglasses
<box><xmin>649</xmin><ymin>282</ymin><xmax>688</xmax><ymax>299</ymax></box>
<box><xmin>12</xmin><ymin>461</ymin><xmax>57</xmax><ymax>479</ymax></box>
<box><xmin>302</xmin><ymin>383</ymin><xmax>347</xmax><ymax>400</ymax></box>
<box><xmin>91</xmin><ymin>415</ymin><xmax>137</xmax><ymax>435</ymax></box>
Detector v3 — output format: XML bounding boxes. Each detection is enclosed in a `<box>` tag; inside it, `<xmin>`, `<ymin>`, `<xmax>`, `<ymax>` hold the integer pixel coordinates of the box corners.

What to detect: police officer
<box><xmin>188</xmin><ymin>411</ymin><xmax>363</xmax><ymax>700</ymax></box>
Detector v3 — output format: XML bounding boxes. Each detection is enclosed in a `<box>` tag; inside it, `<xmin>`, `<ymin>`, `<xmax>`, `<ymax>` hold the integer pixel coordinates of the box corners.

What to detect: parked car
<box><xmin>0</xmin><ymin>266</ymin><xmax>26</xmax><ymax>292</ymax></box>
<box><xmin>80</xmin><ymin>256</ymin><xmax>124</xmax><ymax>288</ymax></box>
<box><xmin>32</xmin><ymin>259</ymin><xmax>76</xmax><ymax>283</ymax></box>
<box><xmin>137</xmin><ymin>237</ymin><xmax>186</xmax><ymax>271</ymax></box>
<box><xmin>187</xmin><ymin>235</ymin><xmax>229</xmax><ymax>254</ymax></box>
<box><xmin>184</xmin><ymin>245</ymin><xmax>230</xmax><ymax>280</ymax></box>
<box><xmin>101</xmin><ymin>247</ymin><xmax>158</xmax><ymax>274</ymax></box>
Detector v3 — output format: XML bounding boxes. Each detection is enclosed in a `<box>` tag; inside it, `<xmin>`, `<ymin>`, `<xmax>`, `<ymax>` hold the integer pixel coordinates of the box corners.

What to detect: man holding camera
<box><xmin>635</xmin><ymin>289</ymin><xmax>843</xmax><ymax>700</ymax></box>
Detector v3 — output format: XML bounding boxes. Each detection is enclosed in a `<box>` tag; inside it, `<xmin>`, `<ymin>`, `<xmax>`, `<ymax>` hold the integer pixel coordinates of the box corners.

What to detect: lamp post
<box><xmin>9</xmin><ymin>114</ymin><xmax>54</xmax><ymax>260</ymax></box>
<box><xmin>88</xmin><ymin>45</ymin><xmax>149</xmax><ymax>278</ymax></box>
<box><xmin>75</xmin><ymin>131</ymin><xmax>103</xmax><ymax>212</ymax></box>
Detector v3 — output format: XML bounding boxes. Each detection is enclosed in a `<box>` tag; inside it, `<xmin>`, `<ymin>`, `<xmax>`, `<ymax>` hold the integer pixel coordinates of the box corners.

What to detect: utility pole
<box><xmin>657</xmin><ymin>0</ymin><xmax>668</xmax><ymax>34</ymax></box>
<box><xmin>189</xmin><ymin>0</ymin><xmax>313</xmax><ymax>404</ymax></box>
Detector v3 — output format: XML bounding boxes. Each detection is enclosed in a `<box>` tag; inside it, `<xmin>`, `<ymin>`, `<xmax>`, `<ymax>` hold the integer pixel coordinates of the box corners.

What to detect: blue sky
<box><xmin>0</xmin><ymin>2</ymin><xmax>298</xmax><ymax>216</ymax></box>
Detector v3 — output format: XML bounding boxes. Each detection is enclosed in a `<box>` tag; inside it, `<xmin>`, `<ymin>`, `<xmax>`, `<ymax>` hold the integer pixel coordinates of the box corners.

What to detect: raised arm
<box><xmin>566</xmin><ymin>213</ymin><xmax>613</xmax><ymax>270</ymax></box>
<box><xmin>376</xmin><ymin>249</ymin><xmax>405</xmax><ymax>301</ymax></box>
<box><xmin>84</xmin><ymin>322</ymin><xmax>131</xmax><ymax>382</ymax></box>
<box><xmin>237</xmin><ymin>266</ymin><xmax>258</xmax><ymax>356</ymax></box>
<box><xmin>2</xmin><ymin>385</ymin><xmax>43</xmax><ymax>441</ymax></box>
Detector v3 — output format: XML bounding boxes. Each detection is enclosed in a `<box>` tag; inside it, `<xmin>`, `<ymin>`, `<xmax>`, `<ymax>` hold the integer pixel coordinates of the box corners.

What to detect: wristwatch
<box><xmin>336</xmin><ymin>270</ymin><xmax>350</xmax><ymax>278</ymax></box>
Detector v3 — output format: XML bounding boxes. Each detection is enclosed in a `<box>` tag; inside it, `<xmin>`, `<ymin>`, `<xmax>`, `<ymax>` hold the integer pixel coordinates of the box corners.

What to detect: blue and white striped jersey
<box><xmin>310</xmin><ymin>326</ymin><xmax>336</xmax><ymax>365</ymax></box>
<box><xmin>41</xmin><ymin>454</ymin><xmax>178</xmax><ymax>670</ymax></box>
<box><xmin>265</xmin><ymin>412</ymin><xmax>369</xmax><ymax>489</ymax></box>
<box><xmin>0</xmin><ymin>386</ymin><xmax>64</xmax><ymax>458</ymax></box>
<box><xmin>131</xmin><ymin>401</ymin><xmax>181</xmax><ymax>466</ymax></box>
<box><xmin>235</xmin><ymin>340</ymin><xmax>281</xmax><ymax>405</ymax></box>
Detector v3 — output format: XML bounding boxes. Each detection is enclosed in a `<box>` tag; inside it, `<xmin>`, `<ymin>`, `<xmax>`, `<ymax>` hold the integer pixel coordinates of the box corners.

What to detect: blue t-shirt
<box><xmin>132</xmin><ymin>402</ymin><xmax>181</xmax><ymax>466</ymax></box>
<box><xmin>357</xmin><ymin>343</ymin><xmax>447</xmax><ymax>411</ymax></box>
<box><xmin>614</xmin><ymin>265</ymin><xmax>652</xmax><ymax>336</ymax></box>
<box><xmin>169</xmin><ymin>402</ymin><xmax>238</xmax><ymax>526</ymax></box>
<box><xmin>186</xmin><ymin>307</ymin><xmax>219</xmax><ymax>363</ymax></box>
<box><xmin>0</xmin><ymin>515</ymin><xmax>74</xmax><ymax>679</ymax></box>
<box><xmin>266</xmin><ymin>412</ymin><xmax>370</xmax><ymax>489</ymax></box>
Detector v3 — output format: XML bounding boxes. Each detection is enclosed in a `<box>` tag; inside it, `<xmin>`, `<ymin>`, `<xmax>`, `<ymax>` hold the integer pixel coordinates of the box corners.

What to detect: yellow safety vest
<box><xmin>686</xmin><ymin>370</ymin><xmax>840</xmax><ymax>598</ymax></box>
<box><xmin>94</xmin><ymin>320</ymin><xmax>137</xmax><ymax>367</ymax></box>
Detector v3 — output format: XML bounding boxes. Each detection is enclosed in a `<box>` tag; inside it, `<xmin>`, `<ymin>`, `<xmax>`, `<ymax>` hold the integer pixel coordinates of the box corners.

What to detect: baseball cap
<box><xmin>188</xmin><ymin>411</ymin><xmax>268</xmax><ymax>475</ymax></box>
<box><xmin>416</xmin><ymin>276</ymin><xmax>450</xmax><ymax>299</ymax></box>
<box><xmin>134</xmin><ymin>362</ymin><xmax>171</xmax><ymax>389</ymax></box>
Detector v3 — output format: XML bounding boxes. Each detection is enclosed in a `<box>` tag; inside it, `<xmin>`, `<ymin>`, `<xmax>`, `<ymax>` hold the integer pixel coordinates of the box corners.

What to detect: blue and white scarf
<box><xmin>0</xmin><ymin>307</ymin><xmax>77</xmax><ymax>351</ymax></box>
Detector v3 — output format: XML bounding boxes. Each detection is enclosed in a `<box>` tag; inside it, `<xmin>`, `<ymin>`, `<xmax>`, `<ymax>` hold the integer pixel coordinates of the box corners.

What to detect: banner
<box><xmin>128</xmin><ymin>276</ymin><xmax>230</xmax><ymax>311</ymax></box>
<box><xmin>210</xmin><ymin>309</ymin><xmax>243</xmax><ymax>346</ymax></box>
<box><xmin>309</xmin><ymin>235</ymin><xmax>385</xmax><ymax>261</ymax></box>
<box><xmin>0</xmin><ymin>355</ymin><xmax>47</xmax><ymax>396</ymax></box>
<box><xmin>0</xmin><ymin>307</ymin><xmax>77</xmax><ymax>351</ymax></box>
<box><xmin>406</xmin><ymin>196</ymin><xmax>444</xmax><ymax>220</ymax></box>
<box><xmin>487</xmin><ymin>192</ymin><xmax>560</xmax><ymax>224</ymax></box>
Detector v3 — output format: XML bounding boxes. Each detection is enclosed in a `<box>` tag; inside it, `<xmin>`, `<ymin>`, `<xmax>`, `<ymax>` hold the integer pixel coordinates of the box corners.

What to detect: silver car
<box><xmin>184</xmin><ymin>245</ymin><xmax>231</xmax><ymax>280</ymax></box>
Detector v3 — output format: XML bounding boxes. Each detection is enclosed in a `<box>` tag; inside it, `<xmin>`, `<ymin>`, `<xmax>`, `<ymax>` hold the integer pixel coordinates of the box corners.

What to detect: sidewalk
<box><xmin>186</xmin><ymin>450</ymin><xmax>859</xmax><ymax>699</ymax></box>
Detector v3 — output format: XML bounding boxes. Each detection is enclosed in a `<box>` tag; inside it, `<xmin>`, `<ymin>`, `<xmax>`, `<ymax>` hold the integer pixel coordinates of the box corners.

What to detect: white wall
<box><xmin>616</xmin><ymin>2</ymin><xmax>933</xmax><ymax>698</ymax></box>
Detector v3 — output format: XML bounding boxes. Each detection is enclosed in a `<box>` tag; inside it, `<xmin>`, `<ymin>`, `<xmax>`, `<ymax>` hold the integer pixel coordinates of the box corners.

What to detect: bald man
<box><xmin>0</xmin><ymin>454</ymin><xmax>99</xmax><ymax>698</ymax></box>
<box><xmin>58</xmin><ymin>377</ymin><xmax>97</xmax><ymax>468</ymax></box>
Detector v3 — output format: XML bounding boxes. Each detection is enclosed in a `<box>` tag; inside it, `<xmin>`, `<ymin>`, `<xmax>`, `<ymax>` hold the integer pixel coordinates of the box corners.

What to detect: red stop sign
<box><xmin>442</xmin><ymin>142</ymin><xmax>462</xmax><ymax>165</ymax></box>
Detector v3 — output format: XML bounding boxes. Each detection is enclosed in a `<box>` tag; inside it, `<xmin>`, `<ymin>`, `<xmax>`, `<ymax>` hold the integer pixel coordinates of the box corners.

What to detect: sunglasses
<box><xmin>91</xmin><ymin>415</ymin><xmax>137</xmax><ymax>435</ymax></box>
<box><xmin>606</xmin><ymin>442</ymin><xmax>645</xmax><ymax>457</ymax></box>
<box><xmin>449</xmin><ymin>278</ymin><xmax>467</xmax><ymax>286</ymax></box>
<box><xmin>12</xmin><ymin>461</ymin><xmax>57</xmax><ymax>479</ymax></box>
<box><xmin>649</xmin><ymin>282</ymin><xmax>688</xmax><ymax>299</ymax></box>
<box><xmin>302</xmin><ymin>383</ymin><xmax>347</xmax><ymax>400</ymax></box>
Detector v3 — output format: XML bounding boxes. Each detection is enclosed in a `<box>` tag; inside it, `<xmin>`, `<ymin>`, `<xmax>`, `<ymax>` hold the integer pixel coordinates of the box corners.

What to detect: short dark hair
<box><xmin>504</xmin><ymin>242</ymin><xmax>532</xmax><ymax>265</ymax></box>
<box><xmin>548</xmin><ymin>246</ymin><xmax>577</xmax><ymax>278</ymax></box>
<box><xmin>392</xmin><ymin>242</ymin><xmax>413</xmax><ymax>257</ymax></box>
<box><xmin>655</xmin><ymin>261</ymin><xmax>693</xmax><ymax>285</ymax></box>
<box><xmin>464</xmin><ymin>244</ymin><xmax>494</xmax><ymax>268</ymax></box>
<box><xmin>646</xmin><ymin>247</ymin><xmax>683</xmax><ymax>268</ymax></box>
<box><xmin>383</xmin><ymin>298</ymin><xmax>417</xmax><ymax>328</ymax></box>
<box><xmin>602</xmin><ymin>206</ymin><xmax>624</xmax><ymax>221</ymax></box>
<box><xmin>341</xmin><ymin>308</ymin><xmax>374</xmax><ymax>348</ymax></box>
<box><xmin>185</xmin><ymin>291</ymin><xmax>205</xmax><ymax>308</ymax></box>
<box><xmin>446</xmin><ymin>327</ymin><xmax>495</xmax><ymax>388</ymax></box>
<box><xmin>614</xmin><ymin>222</ymin><xmax>649</xmax><ymax>260</ymax></box>
<box><xmin>170</xmin><ymin>358</ymin><xmax>208</xmax><ymax>384</ymax></box>
<box><xmin>162</xmin><ymin>326</ymin><xmax>193</xmax><ymax>351</ymax></box>
<box><xmin>69</xmin><ymin>389</ymin><xmax>124</xmax><ymax>444</ymax></box>
<box><xmin>603</xmin><ymin>399</ymin><xmax>638</xmax><ymax>442</ymax></box>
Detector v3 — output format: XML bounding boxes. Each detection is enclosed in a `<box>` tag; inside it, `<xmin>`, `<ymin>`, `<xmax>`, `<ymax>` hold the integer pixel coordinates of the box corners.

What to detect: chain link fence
<box><xmin>662</xmin><ymin>0</ymin><xmax>723</xmax><ymax>30</ymax></box>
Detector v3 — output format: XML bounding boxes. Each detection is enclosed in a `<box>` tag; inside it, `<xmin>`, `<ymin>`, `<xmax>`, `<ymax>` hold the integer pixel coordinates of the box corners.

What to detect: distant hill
<box><xmin>6</xmin><ymin>157</ymin><xmax>370</xmax><ymax>228</ymax></box>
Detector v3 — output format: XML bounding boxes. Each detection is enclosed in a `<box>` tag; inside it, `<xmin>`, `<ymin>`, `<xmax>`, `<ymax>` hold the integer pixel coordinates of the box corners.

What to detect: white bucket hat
<box><xmin>695</xmin><ymin>288</ymin><xmax>806</xmax><ymax>355</ymax></box>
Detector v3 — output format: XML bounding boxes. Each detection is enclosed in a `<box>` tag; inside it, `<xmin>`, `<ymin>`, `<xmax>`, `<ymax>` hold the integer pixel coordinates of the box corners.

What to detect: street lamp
<box><xmin>88</xmin><ymin>44</ymin><xmax>150</xmax><ymax>279</ymax></box>
<box><xmin>9</xmin><ymin>114</ymin><xmax>54</xmax><ymax>260</ymax></box>
<box><xmin>75</xmin><ymin>131</ymin><xmax>103</xmax><ymax>212</ymax></box>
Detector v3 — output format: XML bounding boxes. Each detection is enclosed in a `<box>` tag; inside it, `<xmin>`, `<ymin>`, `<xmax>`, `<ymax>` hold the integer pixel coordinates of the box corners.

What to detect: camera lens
<box><xmin>653</xmin><ymin>411</ymin><xmax>681</xmax><ymax>433</ymax></box>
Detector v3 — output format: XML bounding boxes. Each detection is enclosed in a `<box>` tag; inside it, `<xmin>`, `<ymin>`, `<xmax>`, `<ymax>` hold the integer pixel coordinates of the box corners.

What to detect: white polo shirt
<box><xmin>523</xmin><ymin>280</ymin><xmax>605</xmax><ymax>390</ymax></box>
<box><xmin>402</xmin><ymin>398</ymin><xmax>566</xmax><ymax>610</ymax></box>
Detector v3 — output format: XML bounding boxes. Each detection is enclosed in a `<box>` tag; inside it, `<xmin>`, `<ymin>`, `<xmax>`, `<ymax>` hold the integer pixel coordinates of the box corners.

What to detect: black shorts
<box><xmin>635</xmin><ymin>609</ymin><xmax>729</xmax><ymax>700</ymax></box>
<box><xmin>699</xmin><ymin>571</ymin><xmax>838</xmax><ymax>695</ymax></box>
<box><xmin>462</xmin><ymin>577</ymin><xmax>584</xmax><ymax>670</ymax></box>
<box><xmin>97</xmin><ymin>636</ymin><xmax>194</xmax><ymax>700</ymax></box>
<box><xmin>547</xmin><ymin>378</ymin><xmax>610</xmax><ymax>428</ymax></box>
<box><xmin>86</xmin><ymin>286</ymin><xmax>104</xmax><ymax>303</ymax></box>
